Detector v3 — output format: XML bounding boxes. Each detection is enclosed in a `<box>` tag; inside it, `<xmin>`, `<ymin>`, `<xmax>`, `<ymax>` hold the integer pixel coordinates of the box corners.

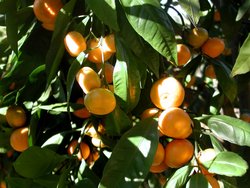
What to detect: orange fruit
<box><xmin>86</xmin><ymin>150</ymin><xmax>100</xmax><ymax>166</ymax></box>
<box><xmin>140</xmin><ymin>108</ymin><xmax>160</xmax><ymax>120</ymax></box>
<box><xmin>213</xmin><ymin>10</ymin><xmax>221</xmax><ymax>22</ymax></box>
<box><xmin>97</xmin><ymin>63</ymin><xmax>114</xmax><ymax>84</ymax></box>
<box><xmin>67</xmin><ymin>140</ymin><xmax>90</xmax><ymax>160</ymax></box>
<box><xmin>10</xmin><ymin>127</ymin><xmax>29</xmax><ymax>152</ymax></box>
<box><xmin>164</xmin><ymin>139</ymin><xmax>194</xmax><ymax>168</ymax></box>
<box><xmin>87</xmin><ymin>38</ymin><xmax>113</xmax><ymax>63</ymax></box>
<box><xmin>150</xmin><ymin>161</ymin><xmax>168</xmax><ymax>173</ymax></box>
<box><xmin>102</xmin><ymin>34</ymin><xmax>116</xmax><ymax>53</ymax></box>
<box><xmin>33</xmin><ymin>0</ymin><xmax>63</xmax><ymax>30</ymax></box>
<box><xmin>6</xmin><ymin>105</ymin><xmax>27</xmax><ymax>128</ymax></box>
<box><xmin>73</xmin><ymin>97</ymin><xmax>91</xmax><ymax>119</ymax></box>
<box><xmin>0</xmin><ymin>181</ymin><xmax>6</xmax><ymax>188</ymax></box>
<box><xmin>240</xmin><ymin>113</ymin><xmax>250</xmax><ymax>123</ymax></box>
<box><xmin>64</xmin><ymin>31</ymin><xmax>87</xmax><ymax>57</ymax></box>
<box><xmin>177</xmin><ymin>44</ymin><xmax>191</xmax><ymax>66</ymax></box>
<box><xmin>150</xmin><ymin>77</ymin><xmax>185</xmax><ymax>110</ymax></box>
<box><xmin>205</xmin><ymin>64</ymin><xmax>216</xmax><ymax>79</ymax></box>
<box><xmin>85</xmin><ymin>123</ymin><xmax>105</xmax><ymax>138</ymax></box>
<box><xmin>84</xmin><ymin>88</ymin><xmax>116</xmax><ymax>115</ymax></box>
<box><xmin>76</xmin><ymin>66</ymin><xmax>101</xmax><ymax>94</ymax></box>
<box><xmin>205</xmin><ymin>175</ymin><xmax>220</xmax><ymax>188</ymax></box>
<box><xmin>202</xmin><ymin>38</ymin><xmax>225</xmax><ymax>58</ymax></box>
<box><xmin>42</xmin><ymin>22</ymin><xmax>55</xmax><ymax>31</ymax></box>
<box><xmin>152</xmin><ymin>143</ymin><xmax>165</xmax><ymax>166</ymax></box>
<box><xmin>187</xmin><ymin>27</ymin><xmax>209</xmax><ymax>48</ymax></box>
<box><xmin>158</xmin><ymin>107</ymin><xmax>192</xmax><ymax>139</ymax></box>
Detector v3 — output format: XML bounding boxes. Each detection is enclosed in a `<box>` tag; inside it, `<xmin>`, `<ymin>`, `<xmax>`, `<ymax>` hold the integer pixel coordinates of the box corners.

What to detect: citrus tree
<box><xmin>0</xmin><ymin>0</ymin><xmax>250</xmax><ymax>187</ymax></box>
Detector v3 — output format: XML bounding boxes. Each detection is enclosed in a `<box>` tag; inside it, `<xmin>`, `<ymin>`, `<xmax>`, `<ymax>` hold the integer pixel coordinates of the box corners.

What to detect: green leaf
<box><xmin>14</xmin><ymin>146</ymin><xmax>66</xmax><ymax>178</ymax></box>
<box><xmin>5</xmin><ymin>0</ymin><xmax>18</xmax><ymax>54</ymax></box>
<box><xmin>99</xmin><ymin>118</ymin><xmax>159</xmax><ymax>188</ymax></box>
<box><xmin>164</xmin><ymin>165</ymin><xmax>193</xmax><ymax>188</ymax></box>
<box><xmin>212</xmin><ymin>60</ymin><xmax>237</xmax><ymax>103</ymax></box>
<box><xmin>120</xmin><ymin>0</ymin><xmax>177</xmax><ymax>63</ymax></box>
<box><xmin>103</xmin><ymin>105</ymin><xmax>132</xmax><ymax>136</ymax></box>
<box><xmin>186</xmin><ymin>173</ymin><xmax>210</xmax><ymax>188</ymax></box>
<box><xmin>208</xmin><ymin>151</ymin><xmax>248</xmax><ymax>177</ymax></box>
<box><xmin>236</xmin><ymin>0</ymin><xmax>250</xmax><ymax>21</ymax></box>
<box><xmin>74</xmin><ymin>178</ymin><xmax>97</xmax><ymax>188</ymax></box>
<box><xmin>116</xmin><ymin>6</ymin><xmax>160</xmax><ymax>77</ymax></box>
<box><xmin>178</xmin><ymin>0</ymin><xmax>200</xmax><ymax>25</ymax></box>
<box><xmin>207</xmin><ymin>115</ymin><xmax>250</xmax><ymax>147</ymax></box>
<box><xmin>66</xmin><ymin>53</ymin><xmax>86</xmax><ymax>104</ymax></box>
<box><xmin>113</xmin><ymin>37</ymin><xmax>141</xmax><ymax>113</ymax></box>
<box><xmin>45</xmin><ymin>0</ymin><xmax>77</xmax><ymax>88</ymax></box>
<box><xmin>231</xmin><ymin>33</ymin><xmax>250</xmax><ymax>76</ymax></box>
<box><xmin>34</xmin><ymin>175</ymin><xmax>60</xmax><ymax>188</ymax></box>
<box><xmin>85</xmin><ymin>0</ymin><xmax>119</xmax><ymax>31</ymax></box>
<box><xmin>5</xmin><ymin>177</ymin><xmax>42</xmax><ymax>188</ymax></box>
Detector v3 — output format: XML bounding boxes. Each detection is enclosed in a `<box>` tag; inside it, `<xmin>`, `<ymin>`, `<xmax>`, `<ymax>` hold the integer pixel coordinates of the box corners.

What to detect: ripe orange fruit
<box><xmin>73</xmin><ymin>97</ymin><xmax>91</xmax><ymax>119</ymax></box>
<box><xmin>64</xmin><ymin>31</ymin><xmax>87</xmax><ymax>57</ymax></box>
<box><xmin>87</xmin><ymin>38</ymin><xmax>113</xmax><ymax>63</ymax></box>
<box><xmin>97</xmin><ymin>63</ymin><xmax>114</xmax><ymax>84</ymax></box>
<box><xmin>152</xmin><ymin>143</ymin><xmax>165</xmax><ymax>166</ymax></box>
<box><xmin>158</xmin><ymin>107</ymin><xmax>192</xmax><ymax>139</ymax></box>
<box><xmin>164</xmin><ymin>139</ymin><xmax>194</xmax><ymax>168</ymax></box>
<box><xmin>33</xmin><ymin>0</ymin><xmax>63</xmax><ymax>30</ymax></box>
<box><xmin>67</xmin><ymin>140</ymin><xmax>90</xmax><ymax>160</ymax></box>
<box><xmin>10</xmin><ymin>127</ymin><xmax>29</xmax><ymax>152</ymax></box>
<box><xmin>86</xmin><ymin>150</ymin><xmax>100</xmax><ymax>166</ymax></box>
<box><xmin>150</xmin><ymin>161</ymin><xmax>168</xmax><ymax>173</ymax></box>
<box><xmin>213</xmin><ymin>10</ymin><xmax>221</xmax><ymax>22</ymax></box>
<box><xmin>150</xmin><ymin>77</ymin><xmax>185</xmax><ymax>110</ymax></box>
<box><xmin>187</xmin><ymin>27</ymin><xmax>209</xmax><ymax>48</ymax></box>
<box><xmin>76</xmin><ymin>66</ymin><xmax>101</xmax><ymax>94</ymax></box>
<box><xmin>177</xmin><ymin>44</ymin><xmax>191</xmax><ymax>66</ymax></box>
<box><xmin>6</xmin><ymin>105</ymin><xmax>27</xmax><ymax>128</ymax></box>
<box><xmin>84</xmin><ymin>88</ymin><xmax>116</xmax><ymax>115</ymax></box>
<box><xmin>140</xmin><ymin>108</ymin><xmax>160</xmax><ymax>120</ymax></box>
<box><xmin>205</xmin><ymin>64</ymin><xmax>216</xmax><ymax>79</ymax></box>
<box><xmin>205</xmin><ymin>175</ymin><xmax>220</xmax><ymax>188</ymax></box>
<box><xmin>0</xmin><ymin>181</ymin><xmax>6</xmax><ymax>188</ymax></box>
<box><xmin>102</xmin><ymin>34</ymin><xmax>116</xmax><ymax>53</ymax></box>
<box><xmin>202</xmin><ymin>38</ymin><xmax>225</xmax><ymax>58</ymax></box>
<box><xmin>42</xmin><ymin>22</ymin><xmax>54</xmax><ymax>31</ymax></box>
<box><xmin>240</xmin><ymin>113</ymin><xmax>250</xmax><ymax>123</ymax></box>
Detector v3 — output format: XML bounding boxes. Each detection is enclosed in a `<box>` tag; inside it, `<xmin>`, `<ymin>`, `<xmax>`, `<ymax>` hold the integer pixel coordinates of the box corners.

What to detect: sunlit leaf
<box><xmin>186</xmin><ymin>173</ymin><xmax>210</xmax><ymax>188</ymax></box>
<box><xmin>207</xmin><ymin>115</ymin><xmax>250</xmax><ymax>146</ymax></box>
<box><xmin>178</xmin><ymin>0</ymin><xmax>200</xmax><ymax>25</ymax></box>
<box><xmin>120</xmin><ymin>0</ymin><xmax>176</xmax><ymax>63</ymax></box>
<box><xmin>231</xmin><ymin>33</ymin><xmax>250</xmax><ymax>76</ymax></box>
<box><xmin>208</xmin><ymin>151</ymin><xmax>248</xmax><ymax>177</ymax></box>
<box><xmin>99</xmin><ymin>118</ymin><xmax>158</xmax><ymax>188</ymax></box>
<box><xmin>236</xmin><ymin>0</ymin><xmax>250</xmax><ymax>21</ymax></box>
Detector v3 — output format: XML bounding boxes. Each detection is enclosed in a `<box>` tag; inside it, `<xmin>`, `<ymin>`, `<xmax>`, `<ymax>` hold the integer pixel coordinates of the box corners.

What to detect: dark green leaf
<box><xmin>99</xmin><ymin>118</ymin><xmax>159</xmax><ymax>188</ymax></box>
<box><xmin>213</xmin><ymin>60</ymin><xmax>237</xmax><ymax>103</ymax></box>
<box><xmin>178</xmin><ymin>0</ymin><xmax>200</xmax><ymax>25</ymax></box>
<box><xmin>208</xmin><ymin>151</ymin><xmax>248</xmax><ymax>177</ymax></box>
<box><xmin>236</xmin><ymin>0</ymin><xmax>250</xmax><ymax>21</ymax></box>
<box><xmin>45</xmin><ymin>0</ymin><xmax>77</xmax><ymax>88</ymax></box>
<box><xmin>86</xmin><ymin>0</ymin><xmax>119</xmax><ymax>31</ymax></box>
<box><xmin>186</xmin><ymin>173</ymin><xmax>210</xmax><ymax>188</ymax></box>
<box><xmin>164</xmin><ymin>165</ymin><xmax>192</xmax><ymax>188</ymax></box>
<box><xmin>231</xmin><ymin>33</ymin><xmax>250</xmax><ymax>76</ymax></box>
<box><xmin>120</xmin><ymin>0</ymin><xmax>177</xmax><ymax>63</ymax></box>
<box><xmin>34</xmin><ymin>175</ymin><xmax>60</xmax><ymax>188</ymax></box>
<box><xmin>207</xmin><ymin>115</ymin><xmax>250</xmax><ymax>147</ymax></box>
<box><xmin>113</xmin><ymin>37</ymin><xmax>141</xmax><ymax>112</ymax></box>
<box><xmin>74</xmin><ymin>178</ymin><xmax>97</xmax><ymax>188</ymax></box>
<box><xmin>66</xmin><ymin>53</ymin><xmax>86</xmax><ymax>104</ymax></box>
<box><xmin>5</xmin><ymin>0</ymin><xmax>18</xmax><ymax>54</ymax></box>
<box><xmin>5</xmin><ymin>177</ymin><xmax>42</xmax><ymax>188</ymax></box>
<box><xmin>14</xmin><ymin>146</ymin><xmax>66</xmax><ymax>178</ymax></box>
<box><xmin>103</xmin><ymin>105</ymin><xmax>132</xmax><ymax>136</ymax></box>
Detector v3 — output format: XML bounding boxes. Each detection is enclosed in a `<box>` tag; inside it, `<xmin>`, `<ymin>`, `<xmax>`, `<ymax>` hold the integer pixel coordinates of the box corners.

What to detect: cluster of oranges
<box><xmin>177</xmin><ymin>27</ymin><xmax>225</xmax><ymax>79</ymax></box>
<box><xmin>140</xmin><ymin>76</ymin><xmax>194</xmax><ymax>173</ymax></box>
<box><xmin>5</xmin><ymin>105</ymin><xmax>29</xmax><ymax>152</ymax></box>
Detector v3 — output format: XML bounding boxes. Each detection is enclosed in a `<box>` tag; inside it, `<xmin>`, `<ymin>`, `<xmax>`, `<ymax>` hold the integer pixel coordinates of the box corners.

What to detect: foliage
<box><xmin>0</xmin><ymin>0</ymin><xmax>250</xmax><ymax>188</ymax></box>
